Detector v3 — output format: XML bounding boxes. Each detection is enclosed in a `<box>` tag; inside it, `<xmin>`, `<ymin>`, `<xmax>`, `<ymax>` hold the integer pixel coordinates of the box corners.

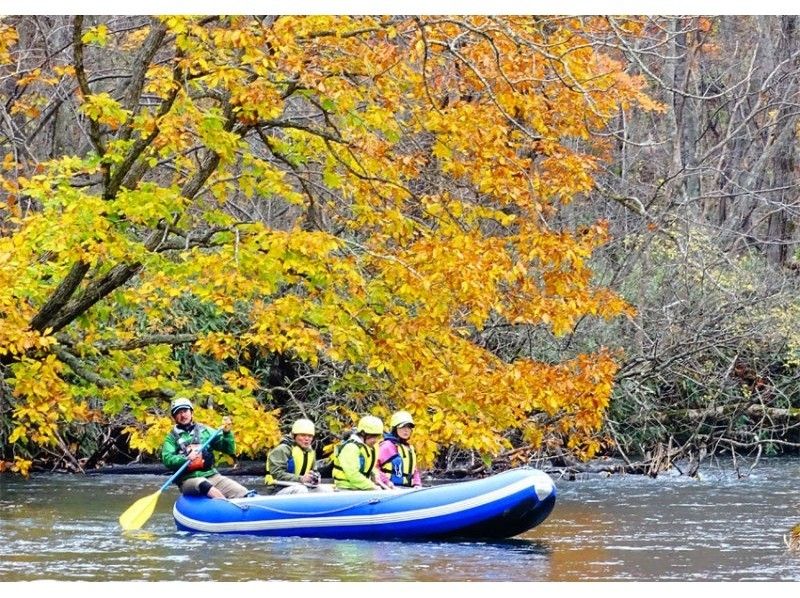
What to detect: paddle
<box><xmin>272</xmin><ymin>479</ymin><xmax>326</xmax><ymax>489</ymax></box>
<box><xmin>119</xmin><ymin>428</ymin><xmax>221</xmax><ymax>531</ymax></box>
<box><xmin>785</xmin><ymin>523</ymin><xmax>800</xmax><ymax>551</ymax></box>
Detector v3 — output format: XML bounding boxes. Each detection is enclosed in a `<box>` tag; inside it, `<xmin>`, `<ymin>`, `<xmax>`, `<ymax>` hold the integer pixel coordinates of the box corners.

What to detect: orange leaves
<box><xmin>0</xmin><ymin>457</ymin><xmax>32</xmax><ymax>476</ymax></box>
<box><xmin>0</xmin><ymin>325</ymin><xmax>56</xmax><ymax>358</ymax></box>
<box><xmin>231</xmin><ymin>79</ymin><xmax>283</xmax><ymax>124</ymax></box>
<box><xmin>195</xmin><ymin>332</ymin><xmax>240</xmax><ymax>361</ymax></box>
<box><xmin>0</xmin><ymin>238</ymin><xmax>58</xmax><ymax>356</ymax></box>
<box><xmin>698</xmin><ymin>17</ymin><xmax>714</xmax><ymax>33</ymax></box>
<box><xmin>0</xmin><ymin>23</ymin><xmax>18</xmax><ymax>64</ymax></box>
<box><xmin>246</xmin><ymin>296</ymin><xmax>326</xmax><ymax>366</ymax></box>
<box><xmin>0</xmin><ymin>15</ymin><xmax>656</xmax><ymax>471</ymax></box>
<box><xmin>494</xmin><ymin>351</ymin><xmax>621</xmax><ymax>460</ymax></box>
<box><xmin>222</xmin><ymin>367</ymin><xmax>260</xmax><ymax>392</ymax></box>
<box><xmin>143</xmin><ymin>64</ymin><xmax>179</xmax><ymax>99</ymax></box>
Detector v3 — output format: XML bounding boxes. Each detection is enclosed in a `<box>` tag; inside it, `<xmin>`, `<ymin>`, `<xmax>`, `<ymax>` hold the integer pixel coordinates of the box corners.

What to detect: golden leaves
<box><xmin>0</xmin><ymin>15</ymin><xmax>656</xmax><ymax>473</ymax></box>
<box><xmin>0</xmin><ymin>457</ymin><xmax>32</xmax><ymax>476</ymax></box>
<box><xmin>80</xmin><ymin>93</ymin><xmax>132</xmax><ymax>130</ymax></box>
<box><xmin>0</xmin><ymin>23</ymin><xmax>18</xmax><ymax>64</ymax></box>
<box><xmin>6</xmin><ymin>354</ymin><xmax>74</xmax><ymax>449</ymax></box>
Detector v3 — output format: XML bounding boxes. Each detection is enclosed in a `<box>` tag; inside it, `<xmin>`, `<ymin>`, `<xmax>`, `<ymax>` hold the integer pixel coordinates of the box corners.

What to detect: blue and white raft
<box><xmin>173</xmin><ymin>467</ymin><xmax>556</xmax><ymax>540</ymax></box>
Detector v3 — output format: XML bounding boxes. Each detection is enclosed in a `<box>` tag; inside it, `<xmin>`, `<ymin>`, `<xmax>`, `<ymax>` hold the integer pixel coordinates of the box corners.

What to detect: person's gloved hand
<box><xmin>186</xmin><ymin>446</ymin><xmax>212</xmax><ymax>472</ymax></box>
<box><xmin>300</xmin><ymin>472</ymin><xmax>320</xmax><ymax>487</ymax></box>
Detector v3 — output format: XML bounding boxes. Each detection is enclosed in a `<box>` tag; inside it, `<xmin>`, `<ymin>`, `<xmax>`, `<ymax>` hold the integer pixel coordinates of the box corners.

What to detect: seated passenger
<box><xmin>378</xmin><ymin>410</ymin><xmax>422</xmax><ymax>488</ymax></box>
<box><xmin>332</xmin><ymin>415</ymin><xmax>392</xmax><ymax>491</ymax></box>
<box><xmin>265</xmin><ymin>418</ymin><xmax>333</xmax><ymax>494</ymax></box>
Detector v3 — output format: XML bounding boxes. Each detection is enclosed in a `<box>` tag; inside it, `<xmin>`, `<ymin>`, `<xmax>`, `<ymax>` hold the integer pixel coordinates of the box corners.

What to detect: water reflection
<box><xmin>2</xmin><ymin>461</ymin><xmax>800</xmax><ymax>581</ymax></box>
<box><xmin>303</xmin><ymin>537</ymin><xmax>552</xmax><ymax>582</ymax></box>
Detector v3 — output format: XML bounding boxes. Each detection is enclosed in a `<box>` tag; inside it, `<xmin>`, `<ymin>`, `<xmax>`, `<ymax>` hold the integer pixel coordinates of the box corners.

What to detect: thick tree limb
<box><xmin>106</xmin><ymin>21</ymin><xmax>179</xmax><ymax>199</ymax></box>
<box><xmin>72</xmin><ymin>16</ymin><xmax>106</xmax><ymax>158</ymax></box>
<box><xmin>54</xmin><ymin>346</ymin><xmax>111</xmax><ymax>387</ymax></box>
<box><xmin>30</xmin><ymin>261</ymin><xmax>90</xmax><ymax>333</ymax></box>
<box><xmin>104</xmin><ymin>83</ymin><xmax>179</xmax><ymax>199</ymax></box>
<box><xmin>119</xmin><ymin>18</ymin><xmax>168</xmax><ymax>116</ymax></box>
<box><xmin>96</xmin><ymin>333</ymin><xmax>199</xmax><ymax>353</ymax></box>
<box><xmin>46</xmin><ymin>263</ymin><xmax>142</xmax><ymax>334</ymax></box>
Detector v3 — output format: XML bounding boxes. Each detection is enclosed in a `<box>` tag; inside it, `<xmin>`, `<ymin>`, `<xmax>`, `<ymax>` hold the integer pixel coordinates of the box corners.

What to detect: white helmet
<box><xmin>291</xmin><ymin>418</ymin><xmax>315</xmax><ymax>436</ymax></box>
<box><xmin>357</xmin><ymin>415</ymin><xmax>384</xmax><ymax>436</ymax></box>
<box><xmin>390</xmin><ymin>410</ymin><xmax>414</xmax><ymax>429</ymax></box>
<box><xmin>170</xmin><ymin>397</ymin><xmax>193</xmax><ymax>417</ymax></box>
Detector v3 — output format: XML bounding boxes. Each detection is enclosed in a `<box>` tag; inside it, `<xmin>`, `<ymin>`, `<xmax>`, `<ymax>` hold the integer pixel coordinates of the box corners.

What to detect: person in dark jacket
<box><xmin>264</xmin><ymin>418</ymin><xmax>333</xmax><ymax>494</ymax></box>
<box><xmin>161</xmin><ymin>397</ymin><xmax>249</xmax><ymax>499</ymax></box>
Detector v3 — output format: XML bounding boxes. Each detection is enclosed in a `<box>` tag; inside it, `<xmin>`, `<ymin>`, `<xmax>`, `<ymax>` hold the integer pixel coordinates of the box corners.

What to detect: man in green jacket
<box><xmin>161</xmin><ymin>397</ymin><xmax>250</xmax><ymax>499</ymax></box>
<box><xmin>264</xmin><ymin>418</ymin><xmax>334</xmax><ymax>495</ymax></box>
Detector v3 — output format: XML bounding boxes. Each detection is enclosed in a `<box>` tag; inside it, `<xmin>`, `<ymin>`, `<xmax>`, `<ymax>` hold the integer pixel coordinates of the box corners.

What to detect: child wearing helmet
<box><xmin>332</xmin><ymin>415</ymin><xmax>392</xmax><ymax>490</ymax></box>
<box><xmin>377</xmin><ymin>410</ymin><xmax>422</xmax><ymax>488</ymax></box>
<box><xmin>264</xmin><ymin>417</ymin><xmax>333</xmax><ymax>494</ymax></box>
<box><xmin>161</xmin><ymin>396</ymin><xmax>251</xmax><ymax>499</ymax></box>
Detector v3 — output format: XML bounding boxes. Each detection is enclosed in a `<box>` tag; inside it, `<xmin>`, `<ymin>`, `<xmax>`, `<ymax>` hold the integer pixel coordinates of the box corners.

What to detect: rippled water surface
<box><xmin>2</xmin><ymin>458</ymin><xmax>800</xmax><ymax>581</ymax></box>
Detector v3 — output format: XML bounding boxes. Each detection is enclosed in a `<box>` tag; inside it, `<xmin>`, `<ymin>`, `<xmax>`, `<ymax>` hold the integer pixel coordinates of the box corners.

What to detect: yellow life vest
<box><xmin>380</xmin><ymin>436</ymin><xmax>417</xmax><ymax>487</ymax></box>
<box><xmin>265</xmin><ymin>441</ymin><xmax>315</xmax><ymax>485</ymax></box>
<box><xmin>332</xmin><ymin>437</ymin><xmax>376</xmax><ymax>482</ymax></box>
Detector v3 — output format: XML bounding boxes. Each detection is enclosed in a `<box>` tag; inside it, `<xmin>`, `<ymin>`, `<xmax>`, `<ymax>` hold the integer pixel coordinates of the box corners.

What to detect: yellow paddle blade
<box><xmin>786</xmin><ymin>523</ymin><xmax>800</xmax><ymax>551</ymax></box>
<box><xmin>119</xmin><ymin>490</ymin><xmax>162</xmax><ymax>531</ymax></box>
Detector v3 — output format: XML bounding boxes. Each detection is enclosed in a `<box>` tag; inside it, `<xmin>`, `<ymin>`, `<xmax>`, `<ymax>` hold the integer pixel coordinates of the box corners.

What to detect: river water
<box><xmin>1</xmin><ymin>457</ymin><xmax>800</xmax><ymax>582</ymax></box>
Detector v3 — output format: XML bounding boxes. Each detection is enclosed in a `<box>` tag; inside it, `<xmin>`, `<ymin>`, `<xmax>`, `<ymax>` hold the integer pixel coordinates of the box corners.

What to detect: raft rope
<box><xmin>228</xmin><ymin>487</ymin><xmax>429</xmax><ymax>517</ymax></box>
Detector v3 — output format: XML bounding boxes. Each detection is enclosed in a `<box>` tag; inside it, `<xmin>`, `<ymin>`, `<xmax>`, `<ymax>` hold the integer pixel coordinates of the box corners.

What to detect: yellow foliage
<box><xmin>0</xmin><ymin>15</ymin><xmax>652</xmax><ymax>474</ymax></box>
<box><xmin>80</xmin><ymin>93</ymin><xmax>132</xmax><ymax>130</ymax></box>
<box><xmin>0</xmin><ymin>23</ymin><xmax>18</xmax><ymax>64</ymax></box>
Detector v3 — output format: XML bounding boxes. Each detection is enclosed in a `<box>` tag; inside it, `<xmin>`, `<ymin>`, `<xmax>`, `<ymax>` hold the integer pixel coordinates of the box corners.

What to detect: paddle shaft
<box><xmin>160</xmin><ymin>427</ymin><xmax>222</xmax><ymax>492</ymax></box>
<box><xmin>273</xmin><ymin>479</ymin><xmax>317</xmax><ymax>488</ymax></box>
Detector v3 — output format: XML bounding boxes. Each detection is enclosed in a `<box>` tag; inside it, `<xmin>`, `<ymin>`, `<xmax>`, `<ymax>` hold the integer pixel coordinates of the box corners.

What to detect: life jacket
<box><xmin>380</xmin><ymin>433</ymin><xmax>417</xmax><ymax>487</ymax></box>
<box><xmin>171</xmin><ymin>423</ymin><xmax>214</xmax><ymax>468</ymax></box>
<box><xmin>332</xmin><ymin>435</ymin><xmax>376</xmax><ymax>482</ymax></box>
<box><xmin>265</xmin><ymin>438</ymin><xmax>315</xmax><ymax>485</ymax></box>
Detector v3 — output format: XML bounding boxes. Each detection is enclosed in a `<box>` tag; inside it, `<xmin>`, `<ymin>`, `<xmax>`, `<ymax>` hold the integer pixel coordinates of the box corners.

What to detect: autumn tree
<box><xmin>0</xmin><ymin>15</ymin><xmax>656</xmax><ymax>475</ymax></box>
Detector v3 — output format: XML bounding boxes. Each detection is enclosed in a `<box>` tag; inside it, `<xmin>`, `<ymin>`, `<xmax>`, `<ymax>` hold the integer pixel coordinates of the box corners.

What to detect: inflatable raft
<box><xmin>173</xmin><ymin>467</ymin><xmax>556</xmax><ymax>540</ymax></box>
